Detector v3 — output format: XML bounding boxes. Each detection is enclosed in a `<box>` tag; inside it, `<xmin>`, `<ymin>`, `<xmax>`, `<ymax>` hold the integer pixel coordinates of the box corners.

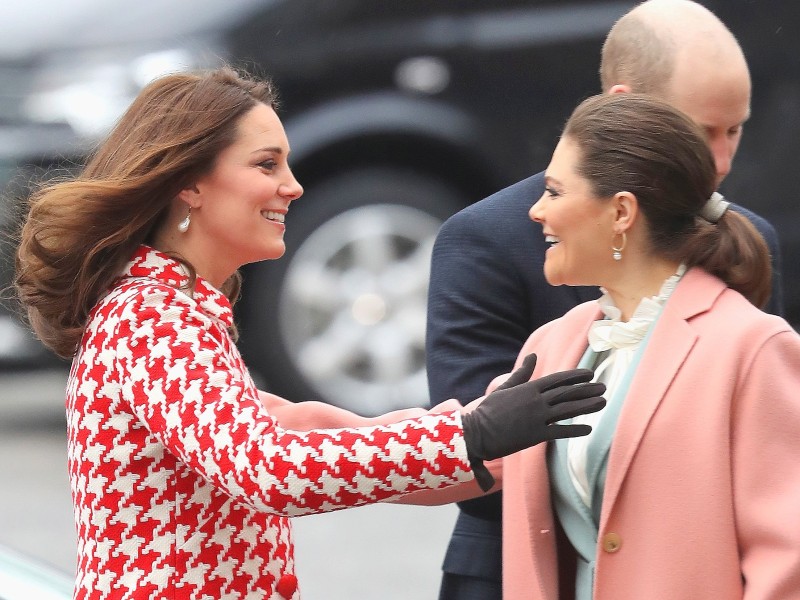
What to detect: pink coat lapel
<box><xmin>600</xmin><ymin>268</ymin><xmax>724</xmax><ymax>528</ymax></box>
<box><xmin>516</xmin><ymin>302</ymin><xmax>602</xmax><ymax>596</ymax></box>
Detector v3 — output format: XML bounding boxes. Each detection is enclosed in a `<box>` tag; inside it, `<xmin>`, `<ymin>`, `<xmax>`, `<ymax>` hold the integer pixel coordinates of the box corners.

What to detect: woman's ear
<box><xmin>613</xmin><ymin>190</ymin><xmax>638</xmax><ymax>233</ymax></box>
<box><xmin>177</xmin><ymin>184</ymin><xmax>201</xmax><ymax>207</ymax></box>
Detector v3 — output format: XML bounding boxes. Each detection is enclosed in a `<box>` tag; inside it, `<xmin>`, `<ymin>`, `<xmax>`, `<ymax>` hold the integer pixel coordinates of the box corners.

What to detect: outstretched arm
<box><xmin>257</xmin><ymin>390</ymin><xmax>467</xmax><ymax>430</ymax></box>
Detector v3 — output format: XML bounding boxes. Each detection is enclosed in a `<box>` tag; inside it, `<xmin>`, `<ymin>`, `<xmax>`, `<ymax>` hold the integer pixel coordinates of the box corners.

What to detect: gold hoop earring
<box><xmin>612</xmin><ymin>231</ymin><xmax>627</xmax><ymax>261</ymax></box>
<box><xmin>178</xmin><ymin>208</ymin><xmax>191</xmax><ymax>233</ymax></box>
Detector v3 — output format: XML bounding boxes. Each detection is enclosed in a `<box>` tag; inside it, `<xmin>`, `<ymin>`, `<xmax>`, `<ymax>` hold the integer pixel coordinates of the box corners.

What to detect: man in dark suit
<box><xmin>426</xmin><ymin>1</ymin><xmax>784</xmax><ymax>598</ymax></box>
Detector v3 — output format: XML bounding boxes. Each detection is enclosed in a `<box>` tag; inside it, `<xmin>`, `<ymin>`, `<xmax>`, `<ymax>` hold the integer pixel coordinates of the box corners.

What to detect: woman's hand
<box><xmin>462</xmin><ymin>353</ymin><xmax>606</xmax><ymax>490</ymax></box>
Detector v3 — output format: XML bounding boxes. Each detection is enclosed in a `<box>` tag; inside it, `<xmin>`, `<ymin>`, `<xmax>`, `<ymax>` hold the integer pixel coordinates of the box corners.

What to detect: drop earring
<box><xmin>611</xmin><ymin>231</ymin><xmax>626</xmax><ymax>261</ymax></box>
<box><xmin>178</xmin><ymin>208</ymin><xmax>191</xmax><ymax>233</ymax></box>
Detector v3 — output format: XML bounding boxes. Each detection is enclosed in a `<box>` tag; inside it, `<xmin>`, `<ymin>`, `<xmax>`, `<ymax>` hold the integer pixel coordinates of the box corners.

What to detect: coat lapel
<box><xmin>520</xmin><ymin>304</ymin><xmax>601</xmax><ymax>597</ymax></box>
<box><xmin>599</xmin><ymin>269</ymin><xmax>723</xmax><ymax>528</ymax></box>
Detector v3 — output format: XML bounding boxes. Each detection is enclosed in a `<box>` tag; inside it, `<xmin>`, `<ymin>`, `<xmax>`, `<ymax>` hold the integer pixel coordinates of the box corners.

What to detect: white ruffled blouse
<box><xmin>567</xmin><ymin>265</ymin><xmax>686</xmax><ymax>507</ymax></box>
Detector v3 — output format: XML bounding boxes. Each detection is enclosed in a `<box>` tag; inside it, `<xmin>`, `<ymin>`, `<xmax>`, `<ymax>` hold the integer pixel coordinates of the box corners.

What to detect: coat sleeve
<box><xmin>114</xmin><ymin>283</ymin><xmax>475</xmax><ymax>517</ymax></box>
<box><xmin>259</xmin><ymin>390</ymin><xmax>497</xmax><ymax>505</ymax></box>
<box><xmin>258</xmin><ymin>390</ymin><xmax>467</xmax><ymax>430</ymax></box>
<box><xmin>732</xmin><ymin>328</ymin><xmax>800</xmax><ymax>598</ymax></box>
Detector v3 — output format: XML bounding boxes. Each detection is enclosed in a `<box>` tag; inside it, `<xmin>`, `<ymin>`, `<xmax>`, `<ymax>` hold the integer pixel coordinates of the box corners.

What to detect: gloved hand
<box><xmin>462</xmin><ymin>353</ymin><xmax>606</xmax><ymax>491</ymax></box>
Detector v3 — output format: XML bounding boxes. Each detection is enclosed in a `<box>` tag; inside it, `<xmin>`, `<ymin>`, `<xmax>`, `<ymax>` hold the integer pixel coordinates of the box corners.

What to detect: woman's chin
<box><xmin>542</xmin><ymin>267</ymin><xmax>564</xmax><ymax>287</ymax></box>
<box><xmin>260</xmin><ymin>243</ymin><xmax>287</xmax><ymax>262</ymax></box>
<box><xmin>543</xmin><ymin>269</ymin><xmax>587</xmax><ymax>289</ymax></box>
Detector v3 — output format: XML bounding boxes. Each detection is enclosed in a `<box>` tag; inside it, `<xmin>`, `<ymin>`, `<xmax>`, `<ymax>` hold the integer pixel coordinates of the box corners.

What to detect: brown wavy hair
<box><xmin>15</xmin><ymin>66</ymin><xmax>278</xmax><ymax>358</ymax></box>
<box><xmin>563</xmin><ymin>93</ymin><xmax>771</xmax><ymax>307</ymax></box>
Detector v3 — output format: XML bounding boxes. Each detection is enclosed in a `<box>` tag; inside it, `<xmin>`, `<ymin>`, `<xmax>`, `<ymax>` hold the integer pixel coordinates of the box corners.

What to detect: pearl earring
<box><xmin>611</xmin><ymin>231</ymin><xmax>627</xmax><ymax>261</ymax></box>
<box><xmin>178</xmin><ymin>208</ymin><xmax>191</xmax><ymax>233</ymax></box>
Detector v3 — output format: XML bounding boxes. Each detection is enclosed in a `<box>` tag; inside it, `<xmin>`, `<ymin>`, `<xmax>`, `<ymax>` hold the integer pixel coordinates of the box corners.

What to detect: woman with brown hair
<box><xmin>500</xmin><ymin>93</ymin><xmax>800</xmax><ymax>599</ymax></box>
<box><xmin>14</xmin><ymin>66</ymin><xmax>605</xmax><ymax>599</ymax></box>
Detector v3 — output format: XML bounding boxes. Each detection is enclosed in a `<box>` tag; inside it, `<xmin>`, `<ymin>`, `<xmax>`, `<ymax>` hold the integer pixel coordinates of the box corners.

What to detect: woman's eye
<box><xmin>545</xmin><ymin>186</ymin><xmax>560</xmax><ymax>198</ymax></box>
<box><xmin>258</xmin><ymin>160</ymin><xmax>277</xmax><ymax>171</ymax></box>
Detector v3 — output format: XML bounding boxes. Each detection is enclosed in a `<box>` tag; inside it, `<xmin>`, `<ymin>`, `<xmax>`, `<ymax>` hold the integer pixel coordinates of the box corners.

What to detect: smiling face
<box><xmin>177</xmin><ymin>102</ymin><xmax>303</xmax><ymax>285</ymax></box>
<box><xmin>529</xmin><ymin>137</ymin><xmax>616</xmax><ymax>287</ymax></box>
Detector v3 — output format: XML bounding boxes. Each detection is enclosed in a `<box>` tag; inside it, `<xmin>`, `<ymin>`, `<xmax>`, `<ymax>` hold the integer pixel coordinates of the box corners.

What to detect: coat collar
<box><xmin>119</xmin><ymin>245</ymin><xmax>233</xmax><ymax>328</ymax></box>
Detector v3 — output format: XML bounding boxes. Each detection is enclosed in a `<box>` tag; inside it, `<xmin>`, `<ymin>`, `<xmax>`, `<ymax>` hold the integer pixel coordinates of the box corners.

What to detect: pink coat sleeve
<box><xmin>732</xmin><ymin>329</ymin><xmax>800</xmax><ymax>598</ymax></box>
<box><xmin>258</xmin><ymin>391</ymin><xmax>467</xmax><ymax>429</ymax></box>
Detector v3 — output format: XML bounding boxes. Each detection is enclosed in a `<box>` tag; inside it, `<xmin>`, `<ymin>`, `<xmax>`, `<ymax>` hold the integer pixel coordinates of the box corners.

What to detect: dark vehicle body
<box><xmin>1</xmin><ymin>0</ymin><xmax>798</xmax><ymax>414</ymax></box>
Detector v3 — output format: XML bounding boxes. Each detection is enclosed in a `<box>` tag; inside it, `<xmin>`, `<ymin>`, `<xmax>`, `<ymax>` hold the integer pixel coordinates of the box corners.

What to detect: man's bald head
<box><xmin>601</xmin><ymin>0</ymin><xmax>747</xmax><ymax>93</ymax></box>
<box><xmin>600</xmin><ymin>0</ymin><xmax>751</xmax><ymax>186</ymax></box>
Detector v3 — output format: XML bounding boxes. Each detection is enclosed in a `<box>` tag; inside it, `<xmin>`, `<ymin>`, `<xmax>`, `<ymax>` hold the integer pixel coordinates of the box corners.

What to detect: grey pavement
<box><xmin>0</xmin><ymin>369</ymin><xmax>458</xmax><ymax>599</ymax></box>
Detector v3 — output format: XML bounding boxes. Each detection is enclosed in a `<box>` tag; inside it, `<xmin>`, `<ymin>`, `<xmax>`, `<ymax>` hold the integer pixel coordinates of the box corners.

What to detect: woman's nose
<box><xmin>281</xmin><ymin>171</ymin><xmax>303</xmax><ymax>200</ymax></box>
<box><xmin>529</xmin><ymin>196</ymin><xmax>545</xmax><ymax>222</ymax></box>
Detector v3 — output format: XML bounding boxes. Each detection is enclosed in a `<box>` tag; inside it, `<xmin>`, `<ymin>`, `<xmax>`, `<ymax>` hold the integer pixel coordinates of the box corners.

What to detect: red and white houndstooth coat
<box><xmin>66</xmin><ymin>246</ymin><xmax>474</xmax><ymax>599</ymax></box>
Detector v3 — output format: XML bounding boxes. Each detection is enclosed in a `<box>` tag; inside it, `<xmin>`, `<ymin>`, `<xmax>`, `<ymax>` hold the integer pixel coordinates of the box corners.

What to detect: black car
<box><xmin>1</xmin><ymin>0</ymin><xmax>798</xmax><ymax>414</ymax></box>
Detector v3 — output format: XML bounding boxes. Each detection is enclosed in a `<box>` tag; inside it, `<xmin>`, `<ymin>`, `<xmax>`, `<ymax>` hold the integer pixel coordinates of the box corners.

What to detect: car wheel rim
<box><xmin>278</xmin><ymin>203</ymin><xmax>441</xmax><ymax>415</ymax></box>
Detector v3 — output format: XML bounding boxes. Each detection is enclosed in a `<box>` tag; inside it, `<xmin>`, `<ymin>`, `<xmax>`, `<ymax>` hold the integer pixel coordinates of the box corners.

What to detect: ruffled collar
<box><xmin>588</xmin><ymin>264</ymin><xmax>686</xmax><ymax>352</ymax></box>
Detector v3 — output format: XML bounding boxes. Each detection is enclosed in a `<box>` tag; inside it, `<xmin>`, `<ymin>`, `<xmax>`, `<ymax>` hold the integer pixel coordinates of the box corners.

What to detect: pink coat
<box><xmin>502</xmin><ymin>268</ymin><xmax>800</xmax><ymax>599</ymax></box>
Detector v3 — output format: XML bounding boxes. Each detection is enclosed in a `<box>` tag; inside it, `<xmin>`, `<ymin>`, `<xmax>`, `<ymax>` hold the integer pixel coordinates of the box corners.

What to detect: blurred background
<box><xmin>0</xmin><ymin>0</ymin><xmax>798</xmax><ymax>596</ymax></box>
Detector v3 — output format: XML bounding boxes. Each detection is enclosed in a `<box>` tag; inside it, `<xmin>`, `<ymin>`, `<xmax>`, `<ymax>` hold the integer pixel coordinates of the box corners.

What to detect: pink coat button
<box><xmin>602</xmin><ymin>532</ymin><xmax>622</xmax><ymax>553</ymax></box>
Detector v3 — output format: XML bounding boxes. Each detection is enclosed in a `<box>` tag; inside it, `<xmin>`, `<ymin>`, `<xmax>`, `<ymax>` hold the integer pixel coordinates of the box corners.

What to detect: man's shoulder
<box><xmin>728</xmin><ymin>201</ymin><xmax>777</xmax><ymax>239</ymax></box>
<box><xmin>469</xmin><ymin>171</ymin><xmax>545</xmax><ymax>212</ymax></box>
<box><xmin>439</xmin><ymin>172</ymin><xmax>545</xmax><ymax>233</ymax></box>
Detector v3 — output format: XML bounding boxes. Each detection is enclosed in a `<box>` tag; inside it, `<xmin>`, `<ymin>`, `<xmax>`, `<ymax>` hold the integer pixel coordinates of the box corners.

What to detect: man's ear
<box><xmin>613</xmin><ymin>190</ymin><xmax>638</xmax><ymax>232</ymax></box>
<box><xmin>607</xmin><ymin>83</ymin><xmax>632</xmax><ymax>95</ymax></box>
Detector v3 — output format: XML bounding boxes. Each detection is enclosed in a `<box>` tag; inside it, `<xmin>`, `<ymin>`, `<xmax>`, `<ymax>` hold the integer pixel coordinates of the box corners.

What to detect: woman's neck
<box><xmin>603</xmin><ymin>259</ymin><xmax>682</xmax><ymax>322</ymax></box>
<box><xmin>151</xmin><ymin>231</ymin><xmax>234</xmax><ymax>291</ymax></box>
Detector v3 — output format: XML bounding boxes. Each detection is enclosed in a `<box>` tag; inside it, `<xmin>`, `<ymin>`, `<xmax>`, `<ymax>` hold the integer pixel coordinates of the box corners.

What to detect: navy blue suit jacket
<box><xmin>426</xmin><ymin>171</ymin><xmax>784</xmax><ymax>586</ymax></box>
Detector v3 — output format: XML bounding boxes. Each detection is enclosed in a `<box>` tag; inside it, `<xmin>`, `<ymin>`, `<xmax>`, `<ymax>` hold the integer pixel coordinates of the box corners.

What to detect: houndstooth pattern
<box><xmin>66</xmin><ymin>246</ymin><xmax>473</xmax><ymax>599</ymax></box>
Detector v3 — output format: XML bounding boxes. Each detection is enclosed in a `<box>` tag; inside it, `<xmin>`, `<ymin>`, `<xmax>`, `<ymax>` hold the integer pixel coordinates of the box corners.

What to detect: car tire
<box><xmin>238</xmin><ymin>166</ymin><xmax>468</xmax><ymax>416</ymax></box>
